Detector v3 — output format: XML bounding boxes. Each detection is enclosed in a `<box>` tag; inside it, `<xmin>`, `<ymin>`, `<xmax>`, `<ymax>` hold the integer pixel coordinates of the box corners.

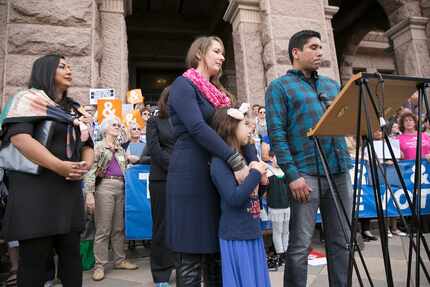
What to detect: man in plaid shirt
<box><xmin>265</xmin><ymin>30</ymin><xmax>353</xmax><ymax>287</ymax></box>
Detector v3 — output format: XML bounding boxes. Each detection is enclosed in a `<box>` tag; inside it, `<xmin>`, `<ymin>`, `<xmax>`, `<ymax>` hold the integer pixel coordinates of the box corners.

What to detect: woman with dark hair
<box><xmin>0</xmin><ymin>54</ymin><xmax>94</xmax><ymax>286</ymax></box>
<box><xmin>167</xmin><ymin>36</ymin><xmax>256</xmax><ymax>286</ymax></box>
<box><xmin>147</xmin><ymin>86</ymin><xmax>175</xmax><ymax>287</ymax></box>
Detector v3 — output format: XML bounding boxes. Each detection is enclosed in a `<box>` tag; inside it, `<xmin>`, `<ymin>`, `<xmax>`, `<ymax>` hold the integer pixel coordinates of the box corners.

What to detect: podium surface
<box><xmin>308</xmin><ymin>73</ymin><xmax>430</xmax><ymax>137</ymax></box>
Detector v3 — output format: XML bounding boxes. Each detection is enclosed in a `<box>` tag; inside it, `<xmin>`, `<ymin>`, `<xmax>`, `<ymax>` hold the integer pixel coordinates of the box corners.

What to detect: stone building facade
<box><xmin>1</xmin><ymin>0</ymin><xmax>430</xmax><ymax>107</ymax></box>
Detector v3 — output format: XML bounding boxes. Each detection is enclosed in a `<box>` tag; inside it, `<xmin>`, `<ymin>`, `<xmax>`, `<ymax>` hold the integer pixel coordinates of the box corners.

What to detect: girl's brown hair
<box><xmin>399</xmin><ymin>111</ymin><xmax>418</xmax><ymax>133</ymax></box>
<box><xmin>185</xmin><ymin>36</ymin><xmax>235</xmax><ymax>102</ymax></box>
<box><xmin>211</xmin><ymin>108</ymin><xmax>242</xmax><ymax>151</ymax></box>
<box><xmin>157</xmin><ymin>86</ymin><xmax>170</xmax><ymax>119</ymax></box>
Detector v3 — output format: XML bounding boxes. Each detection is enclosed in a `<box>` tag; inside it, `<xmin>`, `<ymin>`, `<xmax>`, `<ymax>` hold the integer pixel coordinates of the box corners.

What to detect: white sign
<box><xmin>372</xmin><ymin>139</ymin><xmax>401</xmax><ymax>159</ymax></box>
<box><xmin>138</xmin><ymin>172</ymin><xmax>150</xmax><ymax>198</ymax></box>
<box><xmin>89</xmin><ymin>88</ymin><xmax>115</xmax><ymax>105</ymax></box>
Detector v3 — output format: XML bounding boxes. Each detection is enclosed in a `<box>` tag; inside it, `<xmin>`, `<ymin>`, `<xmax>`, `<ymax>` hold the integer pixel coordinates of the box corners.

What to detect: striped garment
<box><xmin>0</xmin><ymin>88</ymin><xmax>88</xmax><ymax>159</ymax></box>
<box><xmin>265</xmin><ymin>69</ymin><xmax>352</xmax><ymax>184</ymax></box>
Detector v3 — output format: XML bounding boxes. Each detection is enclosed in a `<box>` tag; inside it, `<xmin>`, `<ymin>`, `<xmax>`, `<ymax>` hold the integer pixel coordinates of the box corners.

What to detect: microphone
<box><xmin>318</xmin><ymin>93</ymin><xmax>332</xmax><ymax>109</ymax></box>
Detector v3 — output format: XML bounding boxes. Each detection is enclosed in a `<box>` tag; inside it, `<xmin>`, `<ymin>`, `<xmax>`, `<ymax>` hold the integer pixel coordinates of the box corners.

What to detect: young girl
<box><xmin>211</xmin><ymin>108</ymin><xmax>271</xmax><ymax>287</ymax></box>
<box><xmin>264</xmin><ymin>142</ymin><xmax>290</xmax><ymax>268</ymax></box>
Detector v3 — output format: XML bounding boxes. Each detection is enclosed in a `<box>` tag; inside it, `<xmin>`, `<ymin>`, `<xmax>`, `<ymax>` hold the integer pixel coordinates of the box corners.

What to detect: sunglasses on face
<box><xmin>111</xmin><ymin>123</ymin><xmax>120</xmax><ymax>128</ymax></box>
<box><xmin>259</xmin><ymin>111</ymin><xmax>266</xmax><ymax>114</ymax></box>
<box><xmin>131</xmin><ymin>128</ymin><xmax>141</xmax><ymax>131</ymax></box>
<box><xmin>143</xmin><ymin>113</ymin><xmax>149</xmax><ymax>116</ymax></box>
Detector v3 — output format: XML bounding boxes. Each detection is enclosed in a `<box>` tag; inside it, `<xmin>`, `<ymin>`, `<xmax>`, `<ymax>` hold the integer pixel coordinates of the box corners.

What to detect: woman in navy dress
<box><xmin>167</xmin><ymin>36</ymin><xmax>253</xmax><ymax>286</ymax></box>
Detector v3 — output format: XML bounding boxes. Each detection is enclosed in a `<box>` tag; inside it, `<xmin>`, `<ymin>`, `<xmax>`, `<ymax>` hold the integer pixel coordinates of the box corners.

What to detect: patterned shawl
<box><xmin>0</xmin><ymin>88</ymin><xmax>89</xmax><ymax>159</ymax></box>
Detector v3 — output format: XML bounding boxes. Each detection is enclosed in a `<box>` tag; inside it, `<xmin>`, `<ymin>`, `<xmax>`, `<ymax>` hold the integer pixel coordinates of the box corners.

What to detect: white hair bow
<box><xmin>227</xmin><ymin>108</ymin><xmax>245</xmax><ymax>120</ymax></box>
<box><xmin>226</xmin><ymin>102</ymin><xmax>251</xmax><ymax>120</ymax></box>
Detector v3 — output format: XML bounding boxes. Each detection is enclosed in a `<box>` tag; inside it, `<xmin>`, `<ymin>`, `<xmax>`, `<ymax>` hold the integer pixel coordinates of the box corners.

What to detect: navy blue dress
<box><xmin>166</xmin><ymin>76</ymin><xmax>235</xmax><ymax>254</ymax></box>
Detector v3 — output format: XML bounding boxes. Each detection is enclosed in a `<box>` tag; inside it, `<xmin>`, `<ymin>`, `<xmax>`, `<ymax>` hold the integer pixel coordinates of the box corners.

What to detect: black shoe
<box><xmin>278</xmin><ymin>253</ymin><xmax>286</xmax><ymax>266</ymax></box>
<box><xmin>142</xmin><ymin>240</ymin><xmax>152</xmax><ymax>249</ymax></box>
<box><xmin>267</xmin><ymin>255</ymin><xmax>278</xmax><ymax>271</ymax></box>
<box><xmin>362</xmin><ymin>231</ymin><xmax>378</xmax><ymax>241</ymax></box>
<box><xmin>128</xmin><ymin>240</ymin><xmax>136</xmax><ymax>250</ymax></box>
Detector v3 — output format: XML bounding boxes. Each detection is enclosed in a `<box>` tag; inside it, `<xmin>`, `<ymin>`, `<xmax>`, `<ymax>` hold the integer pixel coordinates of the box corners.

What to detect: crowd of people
<box><xmin>0</xmin><ymin>28</ymin><xmax>428</xmax><ymax>287</ymax></box>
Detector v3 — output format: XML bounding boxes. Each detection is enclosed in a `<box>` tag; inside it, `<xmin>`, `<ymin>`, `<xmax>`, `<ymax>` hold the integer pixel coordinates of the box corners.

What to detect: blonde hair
<box><xmin>185</xmin><ymin>36</ymin><xmax>235</xmax><ymax>102</ymax></box>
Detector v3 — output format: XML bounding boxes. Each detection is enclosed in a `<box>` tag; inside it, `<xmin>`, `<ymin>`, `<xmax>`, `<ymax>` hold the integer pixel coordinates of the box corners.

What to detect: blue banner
<box><xmin>124</xmin><ymin>162</ymin><xmax>430</xmax><ymax>232</ymax></box>
<box><xmin>347</xmin><ymin>160</ymin><xmax>430</xmax><ymax>218</ymax></box>
<box><xmin>124</xmin><ymin>164</ymin><xmax>152</xmax><ymax>240</ymax></box>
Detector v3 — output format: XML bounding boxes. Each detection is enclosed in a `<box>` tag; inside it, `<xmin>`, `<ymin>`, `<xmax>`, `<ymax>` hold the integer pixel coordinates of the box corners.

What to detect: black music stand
<box><xmin>308</xmin><ymin>72</ymin><xmax>430</xmax><ymax>287</ymax></box>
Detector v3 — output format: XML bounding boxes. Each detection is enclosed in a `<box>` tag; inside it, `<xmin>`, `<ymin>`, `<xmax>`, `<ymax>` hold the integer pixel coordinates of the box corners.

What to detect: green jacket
<box><xmin>83</xmin><ymin>139</ymin><xmax>127</xmax><ymax>194</ymax></box>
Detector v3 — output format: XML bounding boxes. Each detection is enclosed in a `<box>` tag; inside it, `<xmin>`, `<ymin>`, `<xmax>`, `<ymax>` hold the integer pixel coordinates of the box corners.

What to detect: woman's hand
<box><xmin>127</xmin><ymin>154</ymin><xmax>140</xmax><ymax>164</ymax></box>
<box><xmin>234</xmin><ymin>165</ymin><xmax>250</xmax><ymax>184</ymax></box>
<box><xmin>250</xmin><ymin>161</ymin><xmax>268</xmax><ymax>176</ymax></box>
<box><xmin>56</xmin><ymin>161</ymin><xmax>89</xmax><ymax>180</ymax></box>
<box><xmin>86</xmin><ymin>193</ymin><xmax>95</xmax><ymax>214</ymax></box>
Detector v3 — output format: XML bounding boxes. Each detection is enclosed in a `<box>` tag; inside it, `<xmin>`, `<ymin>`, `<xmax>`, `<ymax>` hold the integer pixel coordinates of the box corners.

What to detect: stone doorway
<box><xmin>330</xmin><ymin>0</ymin><xmax>392</xmax><ymax>84</ymax></box>
<box><xmin>330</xmin><ymin>0</ymin><xmax>430</xmax><ymax>83</ymax></box>
<box><xmin>126</xmin><ymin>0</ymin><xmax>235</xmax><ymax>105</ymax></box>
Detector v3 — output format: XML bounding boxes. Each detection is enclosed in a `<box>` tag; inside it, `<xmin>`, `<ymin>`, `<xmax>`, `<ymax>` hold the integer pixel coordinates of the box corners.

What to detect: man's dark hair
<box><xmin>288</xmin><ymin>30</ymin><xmax>321</xmax><ymax>64</ymax></box>
<box><xmin>29</xmin><ymin>54</ymin><xmax>75</xmax><ymax>110</ymax></box>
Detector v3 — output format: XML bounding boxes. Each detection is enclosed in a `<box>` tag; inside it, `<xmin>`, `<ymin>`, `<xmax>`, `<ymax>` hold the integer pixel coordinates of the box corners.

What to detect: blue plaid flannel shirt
<box><xmin>265</xmin><ymin>69</ymin><xmax>352</xmax><ymax>184</ymax></box>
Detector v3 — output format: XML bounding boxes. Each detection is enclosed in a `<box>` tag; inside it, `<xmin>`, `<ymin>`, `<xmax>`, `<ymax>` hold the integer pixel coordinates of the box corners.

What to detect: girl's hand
<box><xmin>250</xmin><ymin>161</ymin><xmax>267</xmax><ymax>176</ymax></box>
<box><xmin>234</xmin><ymin>165</ymin><xmax>250</xmax><ymax>184</ymax></box>
<box><xmin>272</xmin><ymin>156</ymin><xmax>279</xmax><ymax>168</ymax></box>
<box><xmin>260</xmin><ymin>173</ymin><xmax>269</xmax><ymax>185</ymax></box>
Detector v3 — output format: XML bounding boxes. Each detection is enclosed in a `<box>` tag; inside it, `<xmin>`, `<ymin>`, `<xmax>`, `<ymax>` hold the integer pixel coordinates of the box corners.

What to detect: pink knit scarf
<box><xmin>183</xmin><ymin>68</ymin><xmax>231</xmax><ymax>108</ymax></box>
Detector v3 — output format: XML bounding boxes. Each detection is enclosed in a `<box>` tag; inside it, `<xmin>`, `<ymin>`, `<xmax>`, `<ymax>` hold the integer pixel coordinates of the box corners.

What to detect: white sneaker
<box><xmin>392</xmin><ymin>230</ymin><xmax>407</xmax><ymax>237</ymax></box>
<box><xmin>387</xmin><ymin>230</ymin><xmax>393</xmax><ymax>238</ymax></box>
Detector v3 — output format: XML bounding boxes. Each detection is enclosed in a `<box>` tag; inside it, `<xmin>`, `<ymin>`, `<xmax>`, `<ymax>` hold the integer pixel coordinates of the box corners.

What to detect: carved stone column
<box><xmin>99</xmin><ymin>0</ymin><xmax>129</xmax><ymax>100</ymax></box>
<box><xmin>386</xmin><ymin>16</ymin><xmax>430</xmax><ymax>76</ymax></box>
<box><xmin>224</xmin><ymin>0</ymin><xmax>266</xmax><ymax>104</ymax></box>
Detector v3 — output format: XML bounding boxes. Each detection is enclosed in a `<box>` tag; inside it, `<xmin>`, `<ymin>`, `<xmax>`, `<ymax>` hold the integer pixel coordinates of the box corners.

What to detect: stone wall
<box><xmin>260</xmin><ymin>0</ymin><xmax>340</xmax><ymax>85</ymax></box>
<box><xmin>341</xmin><ymin>31</ymin><xmax>396</xmax><ymax>81</ymax></box>
<box><xmin>1</xmin><ymin>0</ymin><xmax>100</xmax><ymax>106</ymax></box>
<box><xmin>0</xmin><ymin>0</ymin><xmax>7</xmax><ymax>104</ymax></box>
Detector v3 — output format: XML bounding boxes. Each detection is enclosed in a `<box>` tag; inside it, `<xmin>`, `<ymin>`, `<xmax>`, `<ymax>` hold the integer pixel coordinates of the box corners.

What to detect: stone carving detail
<box><xmin>10</xmin><ymin>0</ymin><xmax>92</xmax><ymax>27</ymax></box>
<box><xmin>8</xmin><ymin>24</ymin><xmax>91</xmax><ymax>57</ymax></box>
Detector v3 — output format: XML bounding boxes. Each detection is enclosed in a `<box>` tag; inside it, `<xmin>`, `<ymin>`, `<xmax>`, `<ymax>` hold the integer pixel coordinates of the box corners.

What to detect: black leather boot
<box><xmin>176</xmin><ymin>253</ymin><xmax>202</xmax><ymax>287</ymax></box>
<box><xmin>202</xmin><ymin>253</ymin><xmax>222</xmax><ymax>287</ymax></box>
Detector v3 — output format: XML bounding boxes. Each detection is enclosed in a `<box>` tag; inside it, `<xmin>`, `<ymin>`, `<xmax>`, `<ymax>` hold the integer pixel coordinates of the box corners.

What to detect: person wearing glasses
<box><xmin>84</xmin><ymin>116</ymin><xmax>138</xmax><ymax>281</ymax></box>
<box><xmin>122</xmin><ymin>123</ymin><xmax>146</xmax><ymax>164</ymax></box>
<box><xmin>256</xmin><ymin>106</ymin><xmax>268</xmax><ymax>138</ymax></box>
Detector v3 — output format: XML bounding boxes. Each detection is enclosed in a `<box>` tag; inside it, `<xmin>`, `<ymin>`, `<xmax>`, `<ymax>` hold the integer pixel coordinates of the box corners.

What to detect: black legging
<box><xmin>149</xmin><ymin>181</ymin><xmax>175</xmax><ymax>283</ymax></box>
<box><xmin>18</xmin><ymin>232</ymin><xmax>82</xmax><ymax>287</ymax></box>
